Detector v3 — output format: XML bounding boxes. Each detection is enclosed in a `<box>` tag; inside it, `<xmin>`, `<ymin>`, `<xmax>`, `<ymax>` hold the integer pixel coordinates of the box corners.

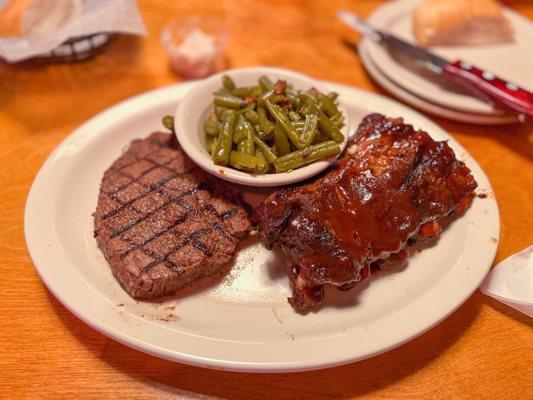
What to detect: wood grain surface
<box><xmin>1</xmin><ymin>1</ymin><xmax>532</xmax><ymax>398</ymax></box>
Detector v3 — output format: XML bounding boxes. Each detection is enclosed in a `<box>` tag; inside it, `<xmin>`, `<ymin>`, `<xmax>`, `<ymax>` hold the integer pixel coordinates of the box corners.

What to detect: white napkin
<box><xmin>0</xmin><ymin>0</ymin><xmax>146</xmax><ymax>62</ymax></box>
<box><xmin>480</xmin><ymin>245</ymin><xmax>533</xmax><ymax>317</ymax></box>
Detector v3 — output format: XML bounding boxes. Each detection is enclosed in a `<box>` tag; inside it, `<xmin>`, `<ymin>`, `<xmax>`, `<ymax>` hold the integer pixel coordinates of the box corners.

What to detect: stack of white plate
<box><xmin>359</xmin><ymin>0</ymin><xmax>533</xmax><ymax>125</ymax></box>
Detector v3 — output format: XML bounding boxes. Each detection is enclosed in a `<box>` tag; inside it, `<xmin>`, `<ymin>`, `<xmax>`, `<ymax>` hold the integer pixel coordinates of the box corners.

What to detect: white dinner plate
<box><xmin>364</xmin><ymin>0</ymin><xmax>533</xmax><ymax>116</ymax></box>
<box><xmin>359</xmin><ymin>42</ymin><xmax>520</xmax><ymax>125</ymax></box>
<box><xmin>25</xmin><ymin>80</ymin><xmax>499</xmax><ymax>372</ymax></box>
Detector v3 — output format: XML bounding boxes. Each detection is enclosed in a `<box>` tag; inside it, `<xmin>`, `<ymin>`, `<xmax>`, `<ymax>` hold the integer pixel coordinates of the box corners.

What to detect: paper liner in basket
<box><xmin>0</xmin><ymin>0</ymin><xmax>146</xmax><ymax>62</ymax></box>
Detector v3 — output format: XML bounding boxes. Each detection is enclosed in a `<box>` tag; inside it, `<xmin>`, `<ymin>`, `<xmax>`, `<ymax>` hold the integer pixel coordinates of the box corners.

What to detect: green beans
<box><xmin>254</xmin><ymin>148</ymin><xmax>269</xmax><ymax>174</ymax></box>
<box><xmin>287</xmin><ymin>93</ymin><xmax>300</xmax><ymax>108</ymax></box>
<box><xmin>232</xmin><ymin>85</ymin><xmax>261</xmax><ymax>98</ymax></box>
<box><xmin>202</xmin><ymin>74</ymin><xmax>345</xmax><ymax>174</ymax></box>
<box><xmin>301</xmin><ymin>114</ymin><xmax>319</xmax><ymax>147</ymax></box>
<box><xmin>274</xmin><ymin>121</ymin><xmax>291</xmax><ymax>156</ymax></box>
<box><xmin>300</xmin><ymin>99</ymin><xmax>319</xmax><ymax>116</ymax></box>
<box><xmin>222</xmin><ymin>75</ymin><xmax>236</xmax><ymax>91</ymax></box>
<box><xmin>253</xmin><ymin>136</ymin><xmax>277</xmax><ymax>163</ymax></box>
<box><xmin>259</xmin><ymin>76</ymin><xmax>274</xmax><ymax>90</ymax></box>
<box><xmin>256</xmin><ymin>129</ymin><xmax>274</xmax><ymax>142</ymax></box>
<box><xmin>229</xmin><ymin>151</ymin><xmax>260</xmax><ymax>171</ymax></box>
<box><xmin>288</xmin><ymin>111</ymin><xmax>300</xmax><ymax>121</ymax></box>
<box><xmin>162</xmin><ymin>115</ymin><xmax>175</xmax><ymax>133</ymax></box>
<box><xmin>240</xmin><ymin>104</ymin><xmax>256</xmax><ymax>114</ymax></box>
<box><xmin>214</xmin><ymin>106</ymin><xmax>225</xmax><ymax>117</ymax></box>
<box><xmin>290</xmin><ymin>120</ymin><xmax>306</xmax><ymax>129</ymax></box>
<box><xmin>270</xmin><ymin>94</ymin><xmax>285</xmax><ymax>104</ymax></box>
<box><xmin>328</xmin><ymin>91</ymin><xmax>338</xmax><ymax>101</ymax></box>
<box><xmin>212</xmin><ymin>112</ymin><xmax>236</xmax><ymax>165</ymax></box>
<box><xmin>237</xmin><ymin>140</ymin><xmax>246</xmax><ymax>153</ymax></box>
<box><xmin>217</xmin><ymin>88</ymin><xmax>232</xmax><ymax>96</ymax></box>
<box><xmin>318</xmin><ymin>111</ymin><xmax>344</xmax><ymax>142</ymax></box>
<box><xmin>314</xmin><ymin>129</ymin><xmax>329</xmax><ymax>144</ymax></box>
<box><xmin>257</xmin><ymin>89</ymin><xmax>274</xmax><ymax>107</ymax></box>
<box><xmin>233</xmin><ymin>127</ymin><xmax>246</xmax><ymax>144</ymax></box>
<box><xmin>203</xmin><ymin>120</ymin><xmax>220</xmax><ymax>136</ymax></box>
<box><xmin>214</xmin><ymin>94</ymin><xmax>243</xmax><ymax>109</ymax></box>
<box><xmin>265</xmin><ymin>100</ymin><xmax>303</xmax><ymax>149</ymax></box>
<box><xmin>210</xmin><ymin>137</ymin><xmax>218</xmax><ymax>155</ymax></box>
<box><xmin>205</xmin><ymin>136</ymin><xmax>215</xmax><ymax>154</ymax></box>
<box><xmin>233</xmin><ymin>114</ymin><xmax>252</xmax><ymax>144</ymax></box>
<box><xmin>330</xmin><ymin>113</ymin><xmax>345</xmax><ymax>128</ymax></box>
<box><xmin>273</xmin><ymin>141</ymin><xmax>341</xmax><ymax>173</ymax></box>
<box><xmin>242</xmin><ymin>130</ymin><xmax>255</xmax><ymax>155</ymax></box>
<box><xmin>257</xmin><ymin>106</ymin><xmax>274</xmax><ymax>134</ymax></box>
<box><xmin>317</xmin><ymin>93</ymin><xmax>340</xmax><ymax>117</ymax></box>
<box><xmin>244</xmin><ymin>110</ymin><xmax>259</xmax><ymax>124</ymax></box>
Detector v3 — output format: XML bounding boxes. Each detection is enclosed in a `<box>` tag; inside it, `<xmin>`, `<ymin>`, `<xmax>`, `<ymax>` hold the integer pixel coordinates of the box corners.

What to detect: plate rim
<box><xmin>24</xmin><ymin>80</ymin><xmax>500</xmax><ymax>372</ymax></box>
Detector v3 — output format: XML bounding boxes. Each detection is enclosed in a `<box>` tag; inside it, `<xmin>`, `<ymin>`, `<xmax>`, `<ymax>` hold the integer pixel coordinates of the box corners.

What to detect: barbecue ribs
<box><xmin>254</xmin><ymin>114</ymin><xmax>477</xmax><ymax>312</ymax></box>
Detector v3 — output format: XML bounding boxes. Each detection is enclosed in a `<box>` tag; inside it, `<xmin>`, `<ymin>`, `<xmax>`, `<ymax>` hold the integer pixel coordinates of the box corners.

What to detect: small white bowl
<box><xmin>174</xmin><ymin>67</ymin><xmax>350</xmax><ymax>187</ymax></box>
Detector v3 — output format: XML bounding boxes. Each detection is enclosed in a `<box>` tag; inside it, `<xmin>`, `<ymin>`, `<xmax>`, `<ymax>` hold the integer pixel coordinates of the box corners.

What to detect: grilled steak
<box><xmin>254</xmin><ymin>114</ymin><xmax>477</xmax><ymax>313</ymax></box>
<box><xmin>94</xmin><ymin>132</ymin><xmax>251</xmax><ymax>299</ymax></box>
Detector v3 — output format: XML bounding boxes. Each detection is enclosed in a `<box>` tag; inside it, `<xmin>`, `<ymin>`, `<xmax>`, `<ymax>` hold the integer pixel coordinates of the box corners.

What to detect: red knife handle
<box><xmin>442</xmin><ymin>60</ymin><xmax>533</xmax><ymax>117</ymax></box>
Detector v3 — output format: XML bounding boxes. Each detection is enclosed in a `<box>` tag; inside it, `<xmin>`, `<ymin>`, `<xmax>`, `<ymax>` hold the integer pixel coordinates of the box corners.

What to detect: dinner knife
<box><xmin>338</xmin><ymin>10</ymin><xmax>533</xmax><ymax>117</ymax></box>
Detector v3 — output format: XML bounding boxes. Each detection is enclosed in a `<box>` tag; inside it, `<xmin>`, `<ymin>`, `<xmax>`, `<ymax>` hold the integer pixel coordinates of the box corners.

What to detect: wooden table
<box><xmin>1</xmin><ymin>1</ymin><xmax>531</xmax><ymax>398</ymax></box>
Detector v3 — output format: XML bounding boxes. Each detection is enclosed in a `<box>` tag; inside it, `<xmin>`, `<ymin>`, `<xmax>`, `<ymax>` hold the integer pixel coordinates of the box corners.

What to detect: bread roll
<box><xmin>0</xmin><ymin>0</ymin><xmax>83</xmax><ymax>38</ymax></box>
<box><xmin>413</xmin><ymin>0</ymin><xmax>513</xmax><ymax>47</ymax></box>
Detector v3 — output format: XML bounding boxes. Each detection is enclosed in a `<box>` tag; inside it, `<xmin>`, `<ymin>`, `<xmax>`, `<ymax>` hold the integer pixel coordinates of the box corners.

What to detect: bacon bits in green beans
<box><xmin>201</xmin><ymin>75</ymin><xmax>345</xmax><ymax>174</ymax></box>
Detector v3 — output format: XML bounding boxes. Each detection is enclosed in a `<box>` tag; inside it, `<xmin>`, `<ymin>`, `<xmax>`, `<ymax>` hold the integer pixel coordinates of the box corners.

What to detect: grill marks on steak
<box><xmin>94</xmin><ymin>132</ymin><xmax>251</xmax><ymax>299</ymax></box>
<box><xmin>254</xmin><ymin>114</ymin><xmax>477</xmax><ymax>313</ymax></box>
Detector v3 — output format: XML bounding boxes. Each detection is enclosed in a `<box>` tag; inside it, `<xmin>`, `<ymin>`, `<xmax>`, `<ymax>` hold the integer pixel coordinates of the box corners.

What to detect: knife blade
<box><xmin>337</xmin><ymin>10</ymin><xmax>533</xmax><ymax>117</ymax></box>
